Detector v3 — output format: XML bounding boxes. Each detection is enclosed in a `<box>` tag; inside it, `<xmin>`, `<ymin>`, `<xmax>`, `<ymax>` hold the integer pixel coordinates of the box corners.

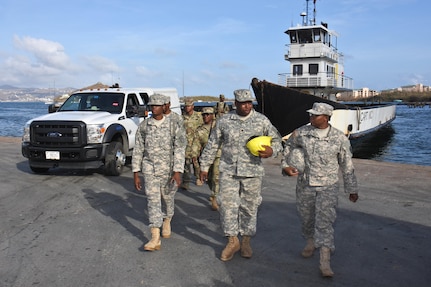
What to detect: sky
<box><xmin>0</xmin><ymin>0</ymin><xmax>429</xmax><ymax>97</ymax></box>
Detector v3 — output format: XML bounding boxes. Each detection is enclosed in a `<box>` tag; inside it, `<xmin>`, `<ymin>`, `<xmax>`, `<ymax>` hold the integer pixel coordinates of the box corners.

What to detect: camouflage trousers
<box><xmin>143</xmin><ymin>172</ymin><xmax>177</xmax><ymax>228</ymax></box>
<box><xmin>207</xmin><ymin>157</ymin><xmax>220</xmax><ymax>197</ymax></box>
<box><xmin>296</xmin><ymin>182</ymin><xmax>339</xmax><ymax>251</ymax></box>
<box><xmin>218</xmin><ymin>172</ymin><xmax>263</xmax><ymax>237</ymax></box>
<box><xmin>183</xmin><ymin>158</ymin><xmax>200</xmax><ymax>184</ymax></box>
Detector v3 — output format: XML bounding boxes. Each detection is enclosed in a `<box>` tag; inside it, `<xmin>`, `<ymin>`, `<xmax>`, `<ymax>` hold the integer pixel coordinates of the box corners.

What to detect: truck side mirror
<box><xmin>126</xmin><ymin>105</ymin><xmax>138</xmax><ymax>117</ymax></box>
<box><xmin>137</xmin><ymin>105</ymin><xmax>147</xmax><ymax>118</ymax></box>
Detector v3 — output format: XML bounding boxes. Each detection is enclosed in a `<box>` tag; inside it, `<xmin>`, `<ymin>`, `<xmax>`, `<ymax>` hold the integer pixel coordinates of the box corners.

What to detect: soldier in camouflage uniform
<box><xmin>199</xmin><ymin>89</ymin><xmax>282</xmax><ymax>261</ymax></box>
<box><xmin>163</xmin><ymin>95</ymin><xmax>184</xmax><ymax>128</ymax></box>
<box><xmin>182</xmin><ymin>98</ymin><xmax>204</xmax><ymax>189</ymax></box>
<box><xmin>215</xmin><ymin>94</ymin><xmax>230</xmax><ymax>117</ymax></box>
<box><xmin>132</xmin><ymin>94</ymin><xmax>186</xmax><ymax>251</ymax></box>
<box><xmin>281</xmin><ymin>102</ymin><xmax>359</xmax><ymax>277</ymax></box>
<box><xmin>190</xmin><ymin>106</ymin><xmax>221</xmax><ymax>211</ymax></box>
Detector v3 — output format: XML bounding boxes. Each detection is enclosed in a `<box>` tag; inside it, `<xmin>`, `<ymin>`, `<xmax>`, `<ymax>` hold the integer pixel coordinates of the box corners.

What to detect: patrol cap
<box><xmin>201</xmin><ymin>107</ymin><xmax>215</xmax><ymax>114</ymax></box>
<box><xmin>307</xmin><ymin>102</ymin><xmax>333</xmax><ymax>116</ymax></box>
<box><xmin>148</xmin><ymin>94</ymin><xmax>165</xmax><ymax>106</ymax></box>
<box><xmin>234</xmin><ymin>89</ymin><xmax>253</xmax><ymax>102</ymax></box>
<box><xmin>184</xmin><ymin>98</ymin><xmax>194</xmax><ymax>106</ymax></box>
<box><xmin>163</xmin><ymin>95</ymin><xmax>171</xmax><ymax>104</ymax></box>
<box><xmin>219</xmin><ymin>94</ymin><xmax>225</xmax><ymax>99</ymax></box>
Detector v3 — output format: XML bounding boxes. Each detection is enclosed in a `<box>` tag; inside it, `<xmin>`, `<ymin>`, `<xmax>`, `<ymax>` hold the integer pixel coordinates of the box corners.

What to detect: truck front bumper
<box><xmin>22</xmin><ymin>142</ymin><xmax>109</xmax><ymax>169</ymax></box>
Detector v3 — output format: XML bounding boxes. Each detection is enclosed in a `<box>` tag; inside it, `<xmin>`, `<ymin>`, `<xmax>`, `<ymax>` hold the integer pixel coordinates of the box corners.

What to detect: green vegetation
<box><xmin>180</xmin><ymin>96</ymin><xmax>230</xmax><ymax>102</ymax></box>
<box><xmin>349</xmin><ymin>91</ymin><xmax>431</xmax><ymax>103</ymax></box>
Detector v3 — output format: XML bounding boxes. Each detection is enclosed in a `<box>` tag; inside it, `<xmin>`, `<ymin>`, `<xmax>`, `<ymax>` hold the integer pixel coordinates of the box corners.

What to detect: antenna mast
<box><xmin>313</xmin><ymin>0</ymin><xmax>317</xmax><ymax>25</ymax></box>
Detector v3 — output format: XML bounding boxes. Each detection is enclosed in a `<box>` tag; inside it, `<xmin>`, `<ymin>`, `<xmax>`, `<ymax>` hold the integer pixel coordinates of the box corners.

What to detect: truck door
<box><xmin>125</xmin><ymin>93</ymin><xmax>144</xmax><ymax>150</ymax></box>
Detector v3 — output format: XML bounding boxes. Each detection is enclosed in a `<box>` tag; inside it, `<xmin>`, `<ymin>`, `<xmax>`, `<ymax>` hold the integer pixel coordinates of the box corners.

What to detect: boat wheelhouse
<box><xmin>251</xmin><ymin>0</ymin><xmax>396</xmax><ymax>141</ymax></box>
<box><xmin>278</xmin><ymin>1</ymin><xmax>353</xmax><ymax>99</ymax></box>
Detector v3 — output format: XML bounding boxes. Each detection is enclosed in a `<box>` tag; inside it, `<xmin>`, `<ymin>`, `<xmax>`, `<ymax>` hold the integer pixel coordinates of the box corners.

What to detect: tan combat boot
<box><xmin>144</xmin><ymin>227</ymin><xmax>161</xmax><ymax>251</ymax></box>
<box><xmin>220</xmin><ymin>236</ymin><xmax>240</xmax><ymax>261</ymax></box>
<box><xmin>240</xmin><ymin>236</ymin><xmax>253</xmax><ymax>258</ymax></box>
<box><xmin>319</xmin><ymin>247</ymin><xmax>334</xmax><ymax>277</ymax></box>
<box><xmin>162</xmin><ymin>218</ymin><xmax>171</xmax><ymax>238</ymax></box>
<box><xmin>211</xmin><ymin>197</ymin><xmax>219</xmax><ymax>211</ymax></box>
<box><xmin>196</xmin><ymin>179</ymin><xmax>203</xmax><ymax>186</ymax></box>
<box><xmin>301</xmin><ymin>238</ymin><xmax>315</xmax><ymax>258</ymax></box>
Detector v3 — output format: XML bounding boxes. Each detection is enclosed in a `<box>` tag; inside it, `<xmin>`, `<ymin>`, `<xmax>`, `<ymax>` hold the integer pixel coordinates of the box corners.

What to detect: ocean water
<box><xmin>0</xmin><ymin>102</ymin><xmax>429</xmax><ymax>166</ymax></box>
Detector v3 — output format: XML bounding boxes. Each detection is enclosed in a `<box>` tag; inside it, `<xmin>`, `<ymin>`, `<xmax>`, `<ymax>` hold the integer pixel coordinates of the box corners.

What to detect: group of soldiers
<box><xmin>183</xmin><ymin>94</ymin><xmax>230</xmax><ymax>210</ymax></box>
<box><xmin>132</xmin><ymin>90</ymin><xmax>359</xmax><ymax>278</ymax></box>
<box><xmin>131</xmin><ymin>93</ymin><xmax>232</xmax><ymax>251</ymax></box>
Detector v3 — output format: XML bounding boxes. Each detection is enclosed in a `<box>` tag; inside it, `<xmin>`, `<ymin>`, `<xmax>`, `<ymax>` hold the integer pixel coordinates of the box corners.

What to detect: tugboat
<box><xmin>251</xmin><ymin>0</ymin><xmax>396</xmax><ymax>139</ymax></box>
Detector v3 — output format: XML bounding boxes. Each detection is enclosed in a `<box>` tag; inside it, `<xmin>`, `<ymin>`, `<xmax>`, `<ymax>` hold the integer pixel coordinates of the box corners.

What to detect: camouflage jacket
<box><xmin>199</xmin><ymin>110</ymin><xmax>282</xmax><ymax>177</ymax></box>
<box><xmin>281</xmin><ymin>124</ymin><xmax>358</xmax><ymax>194</ymax></box>
<box><xmin>165</xmin><ymin>111</ymin><xmax>184</xmax><ymax>129</ymax></box>
<box><xmin>183</xmin><ymin>111</ymin><xmax>204</xmax><ymax>158</ymax></box>
<box><xmin>216</xmin><ymin>101</ymin><xmax>230</xmax><ymax>116</ymax></box>
<box><xmin>190</xmin><ymin>121</ymin><xmax>222</xmax><ymax>159</ymax></box>
<box><xmin>132</xmin><ymin>116</ymin><xmax>186</xmax><ymax>176</ymax></box>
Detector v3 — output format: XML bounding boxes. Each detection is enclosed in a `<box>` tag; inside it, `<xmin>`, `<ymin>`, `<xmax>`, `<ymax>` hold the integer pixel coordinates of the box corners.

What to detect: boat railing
<box><xmin>278</xmin><ymin>72</ymin><xmax>353</xmax><ymax>90</ymax></box>
<box><xmin>285</xmin><ymin>43</ymin><xmax>340</xmax><ymax>62</ymax></box>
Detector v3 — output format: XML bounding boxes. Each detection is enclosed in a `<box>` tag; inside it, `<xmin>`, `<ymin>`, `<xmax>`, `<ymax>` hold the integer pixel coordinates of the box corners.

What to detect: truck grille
<box><xmin>31</xmin><ymin>121</ymin><xmax>86</xmax><ymax>147</ymax></box>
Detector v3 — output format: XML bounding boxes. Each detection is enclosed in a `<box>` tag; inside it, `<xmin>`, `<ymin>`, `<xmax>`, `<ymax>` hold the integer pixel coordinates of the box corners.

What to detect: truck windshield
<box><xmin>58</xmin><ymin>93</ymin><xmax>125</xmax><ymax>114</ymax></box>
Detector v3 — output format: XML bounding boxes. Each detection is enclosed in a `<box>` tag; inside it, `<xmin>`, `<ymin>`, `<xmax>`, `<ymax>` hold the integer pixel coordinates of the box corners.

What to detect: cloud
<box><xmin>135</xmin><ymin>66</ymin><xmax>162</xmax><ymax>78</ymax></box>
<box><xmin>82</xmin><ymin>55</ymin><xmax>120</xmax><ymax>73</ymax></box>
<box><xmin>0</xmin><ymin>36</ymin><xmax>73</xmax><ymax>85</ymax></box>
<box><xmin>13</xmin><ymin>35</ymin><xmax>70</xmax><ymax>69</ymax></box>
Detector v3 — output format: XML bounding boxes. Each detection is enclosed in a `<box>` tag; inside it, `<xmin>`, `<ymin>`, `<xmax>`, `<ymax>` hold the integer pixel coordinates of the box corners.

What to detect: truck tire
<box><xmin>104</xmin><ymin>141</ymin><xmax>126</xmax><ymax>176</ymax></box>
<box><xmin>30</xmin><ymin>165</ymin><xmax>49</xmax><ymax>174</ymax></box>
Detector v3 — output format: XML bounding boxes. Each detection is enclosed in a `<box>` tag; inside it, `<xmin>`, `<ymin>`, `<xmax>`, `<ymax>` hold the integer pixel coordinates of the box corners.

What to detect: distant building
<box><xmin>352</xmin><ymin>87</ymin><xmax>379</xmax><ymax>98</ymax></box>
<box><xmin>381</xmin><ymin>83</ymin><xmax>430</xmax><ymax>93</ymax></box>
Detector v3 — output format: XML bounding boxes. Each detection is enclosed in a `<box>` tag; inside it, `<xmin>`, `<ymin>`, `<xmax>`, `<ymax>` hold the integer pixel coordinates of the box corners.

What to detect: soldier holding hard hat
<box><xmin>199</xmin><ymin>89</ymin><xmax>282</xmax><ymax>262</ymax></box>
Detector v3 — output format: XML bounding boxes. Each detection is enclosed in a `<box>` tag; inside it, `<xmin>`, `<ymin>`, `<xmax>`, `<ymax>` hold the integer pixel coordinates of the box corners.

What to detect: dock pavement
<box><xmin>0</xmin><ymin>136</ymin><xmax>430</xmax><ymax>287</ymax></box>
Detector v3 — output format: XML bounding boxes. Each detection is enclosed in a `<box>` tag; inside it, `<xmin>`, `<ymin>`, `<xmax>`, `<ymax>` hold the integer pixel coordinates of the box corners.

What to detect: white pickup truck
<box><xmin>22</xmin><ymin>86</ymin><xmax>181</xmax><ymax>175</ymax></box>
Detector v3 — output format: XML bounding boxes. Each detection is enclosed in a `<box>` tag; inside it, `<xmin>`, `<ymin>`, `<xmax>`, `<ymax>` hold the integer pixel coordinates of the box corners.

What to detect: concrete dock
<box><xmin>1</xmin><ymin>137</ymin><xmax>430</xmax><ymax>287</ymax></box>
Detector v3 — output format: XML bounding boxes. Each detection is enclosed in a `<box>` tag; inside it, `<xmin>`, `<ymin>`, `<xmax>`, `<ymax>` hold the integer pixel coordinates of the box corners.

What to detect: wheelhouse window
<box><xmin>313</xmin><ymin>28</ymin><xmax>321</xmax><ymax>42</ymax></box>
<box><xmin>289</xmin><ymin>31</ymin><xmax>298</xmax><ymax>44</ymax></box>
<box><xmin>298</xmin><ymin>29</ymin><xmax>312</xmax><ymax>44</ymax></box>
<box><xmin>309</xmin><ymin>64</ymin><xmax>318</xmax><ymax>75</ymax></box>
<box><xmin>293</xmin><ymin>65</ymin><xmax>303</xmax><ymax>76</ymax></box>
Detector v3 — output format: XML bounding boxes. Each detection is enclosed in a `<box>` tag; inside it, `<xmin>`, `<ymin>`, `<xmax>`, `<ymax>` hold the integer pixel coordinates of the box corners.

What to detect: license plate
<box><xmin>46</xmin><ymin>151</ymin><xmax>60</xmax><ymax>160</ymax></box>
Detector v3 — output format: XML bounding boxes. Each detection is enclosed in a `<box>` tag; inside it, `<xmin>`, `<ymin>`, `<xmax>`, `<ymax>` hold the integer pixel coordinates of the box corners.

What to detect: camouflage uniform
<box><xmin>132</xmin><ymin>113</ymin><xmax>186</xmax><ymax>228</ymax></box>
<box><xmin>191</xmin><ymin>114</ymin><xmax>222</xmax><ymax>198</ymax></box>
<box><xmin>199</xmin><ymin>99</ymin><xmax>282</xmax><ymax>237</ymax></box>
<box><xmin>216</xmin><ymin>94</ymin><xmax>230</xmax><ymax>117</ymax></box>
<box><xmin>281</xmin><ymin>124</ymin><xmax>358</xmax><ymax>251</ymax></box>
<box><xmin>163</xmin><ymin>95</ymin><xmax>184</xmax><ymax>128</ymax></box>
<box><xmin>182</xmin><ymin>100</ymin><xmax>204</xmax><ymax>185</ymax></box>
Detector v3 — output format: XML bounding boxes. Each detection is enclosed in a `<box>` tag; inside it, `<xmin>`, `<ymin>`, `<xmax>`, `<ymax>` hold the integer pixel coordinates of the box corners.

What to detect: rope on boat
<box><xmin>356</xmin><ymin>106</ymin><xmax>361</xmax><ymax>131</ymax></box>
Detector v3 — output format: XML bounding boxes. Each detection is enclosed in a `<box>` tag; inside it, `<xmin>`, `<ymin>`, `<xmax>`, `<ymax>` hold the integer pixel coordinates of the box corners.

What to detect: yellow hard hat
<box><xmin>246</xmin><ymin>136</ymin><xmax>272</xmax><ymax>156</ymax></box>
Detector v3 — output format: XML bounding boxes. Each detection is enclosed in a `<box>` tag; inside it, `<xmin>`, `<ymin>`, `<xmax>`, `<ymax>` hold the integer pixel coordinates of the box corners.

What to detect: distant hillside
<box><xmin>0</xmin><ymin>85</ymin><xmax>20</xmax><ymax>89</ymax></box>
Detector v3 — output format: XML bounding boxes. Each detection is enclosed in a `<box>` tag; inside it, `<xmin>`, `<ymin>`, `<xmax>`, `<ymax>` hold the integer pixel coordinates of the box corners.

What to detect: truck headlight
<box><xmin>22</xmin><ymin>123</ymin><xmax>30</xmax><ymax>142</ymax></box>
<box><xmin>87</xmin><ymin>124</ymin><xmax>106</xmax><ymax>144</ymax></box>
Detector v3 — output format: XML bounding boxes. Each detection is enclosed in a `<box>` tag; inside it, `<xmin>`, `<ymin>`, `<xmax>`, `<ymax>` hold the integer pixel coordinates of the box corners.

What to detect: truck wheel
<box><xmin>104</xmin><ymin>141</ymin><xmax>126</xmax><ymax>176</ymax></box>
<box><xmin>30</xmin><ymin>165</ymin><xmax>49</xmax><ymax>173</ymax></box>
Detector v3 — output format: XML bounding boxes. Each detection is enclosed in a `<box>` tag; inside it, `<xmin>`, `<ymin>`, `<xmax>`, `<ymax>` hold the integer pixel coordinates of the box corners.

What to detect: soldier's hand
<box><xmin>134</xmin><ymin>173</ymin><xmax>142</xmax><ymax>191</ymax></box>
<box><xmin>171</xmin><ymin>172</ymin><xmax>182</xmax><ymax>186</ymax></box>
<box><xmin>258</xmin><ymin>145</ymin><xmax>273</xmax><ymax>158</ymax></box>
<box><xmin>349</xmin><ymin>193</ymin><xmax>359</xmax><ymax>203</ymax></box>
<box><xmin>200</xmin><ymin>171</ymin><xmax>209</xmax><ymax>183</ymax></box>
<box><xmin>282</xmin><ymin>166</ymin><xmax>299</xmax><ymax>176</ymax></box>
